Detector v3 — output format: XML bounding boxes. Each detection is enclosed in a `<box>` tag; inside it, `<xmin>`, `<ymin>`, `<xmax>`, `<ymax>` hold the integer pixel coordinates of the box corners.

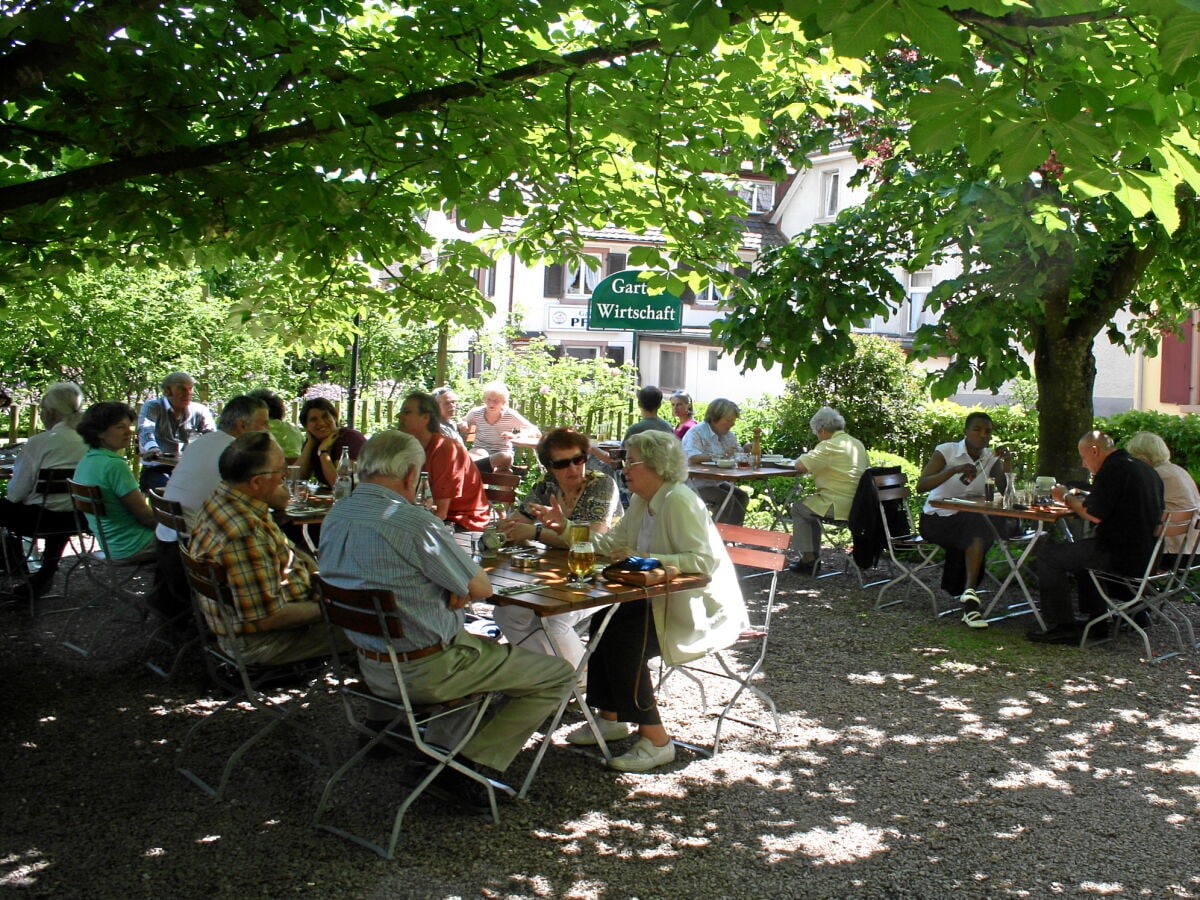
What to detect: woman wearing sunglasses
<box><xmin>495</xmin><ymin>428</ymin><xmax>620</xmax><ymax>667</ymax></box>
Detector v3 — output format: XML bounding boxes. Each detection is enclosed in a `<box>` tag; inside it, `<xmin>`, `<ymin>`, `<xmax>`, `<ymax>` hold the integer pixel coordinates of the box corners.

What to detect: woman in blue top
<box><xmin>73</xmin><ymin>402</ymin><xmax>157</xmax><ymax>560</ymax></box>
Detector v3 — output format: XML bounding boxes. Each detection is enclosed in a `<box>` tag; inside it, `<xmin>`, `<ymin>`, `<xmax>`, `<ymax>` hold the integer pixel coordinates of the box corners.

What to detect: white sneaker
<box><xmin>565</xmin><ymin>719</ymin><xmax>630</xmax><ymax>746</ymax></box>
<box><xmin>608</xmin><ymin>736</ymin><xmax>676</xmax><ymax>772</ymax></box>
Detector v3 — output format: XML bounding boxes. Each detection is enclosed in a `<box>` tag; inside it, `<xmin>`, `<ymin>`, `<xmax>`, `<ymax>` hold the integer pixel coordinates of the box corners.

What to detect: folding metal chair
<box><xmin>872</xmin><ymin>472</ymin><xmax>941</xmax><ymax>614</ymax></box>
<box><xmin>659</xmin><ymin>523</ymin><xmax>784</xmax><ymax>757</ymax></box>
<box><xmin>0</xmin><ymin>466</ymin><xmax>89</xmax><ymax>612</ymax></box>
<box><xmin>312</xmin><ymin>576</ymin><xmax>499</xmax><ymax>859</ymax></box>
<box><xmin>1083</xmin><ymin>507</ymin><xmax>1200</xmax><ymax>663</ymax></box>
<box><xmin>175</xmin><ymin>548</ymin><xmax>333</xmax><ymax>799</ymax></box>
<box><xmin>60</xmin><ymin>479</ymin><xmax>157</xmax><ymax>656</ymax></box>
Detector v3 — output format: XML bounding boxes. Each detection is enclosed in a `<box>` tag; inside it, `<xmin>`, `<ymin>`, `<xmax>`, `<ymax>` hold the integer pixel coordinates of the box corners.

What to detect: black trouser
<box><xmin>586</xmin><ymin>599</ymin><xmax>662</xmax><ymax>726</ymax></box>
<box><xmin>154</xmin><ymin>539</ymin><xmax>192</xmax><ymax>619</ymax></box>
<box><xmin>139</xmin><ymin>465</ymin><xmax>172</xmax><ymax>492</ymax></box>
<box><xmin>0</xmin><ymin>498</ymin><xmax>77</xmax><ymax>578</ymax></box>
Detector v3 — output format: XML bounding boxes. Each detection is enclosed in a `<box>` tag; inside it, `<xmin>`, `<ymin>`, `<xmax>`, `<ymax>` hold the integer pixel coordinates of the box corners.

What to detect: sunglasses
<box><xmin>548</xmin><ymin>453</ymin><xmax>587</xmax><ymax>470</ymax></box>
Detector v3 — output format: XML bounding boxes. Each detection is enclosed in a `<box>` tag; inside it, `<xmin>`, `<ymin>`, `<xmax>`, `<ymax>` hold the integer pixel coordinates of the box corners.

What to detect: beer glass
<box><xmin>567</xmin><ymin>539</ymin><xmax>596</xmax><ymax>588</ymax></box>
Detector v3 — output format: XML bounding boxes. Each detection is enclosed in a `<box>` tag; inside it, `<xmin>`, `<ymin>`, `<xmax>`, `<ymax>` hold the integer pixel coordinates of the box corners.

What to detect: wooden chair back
<box><xmin>315</xmin><ymin>576</ymin><xmax>406</xmax><ymax>641</ymax></box>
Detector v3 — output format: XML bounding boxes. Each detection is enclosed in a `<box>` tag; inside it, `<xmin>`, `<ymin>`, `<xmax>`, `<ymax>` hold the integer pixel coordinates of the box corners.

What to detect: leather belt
<box><xmin>357</xmin><ymin>642</ymin><xmax>446</xmax><ymax>663</ymax></box>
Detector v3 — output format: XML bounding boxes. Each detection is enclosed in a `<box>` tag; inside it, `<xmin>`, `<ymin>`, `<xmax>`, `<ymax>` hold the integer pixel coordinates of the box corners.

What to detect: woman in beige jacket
<box><xmin>553</xmin><ymin>430</ymin><xmax>748</xmax><ymax>772</ymax></box>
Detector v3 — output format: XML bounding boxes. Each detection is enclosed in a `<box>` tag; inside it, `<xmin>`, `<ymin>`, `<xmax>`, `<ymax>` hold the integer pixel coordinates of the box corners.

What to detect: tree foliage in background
<box><xmin>715</xmin><ymin>7</ymin><xmax>1200</xmax><ymax>481</ymax></box>
<box><xmin>0</xmin><ymin>267</ymin><xmax>294</xmax><ymax>403</ymax></box>
<box><xmin>464</xmin><ymin>332</ymin><xmax>639</xmax><ymax>433</ymax></box>
<box><xmin>6</xmin><ymin>0</ymin><xmax>1199</xmax><ymax>360</ymax></box>
<box><xmin>752</xmin><ymin>334</ymin><xmax>927</xmax><ymax>457</ymax></box>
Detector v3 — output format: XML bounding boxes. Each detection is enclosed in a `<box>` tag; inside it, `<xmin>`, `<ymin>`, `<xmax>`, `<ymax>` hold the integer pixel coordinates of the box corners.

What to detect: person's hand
<box><xmin>957</xmin><ymin>463</ymin><xmax>976</xmax><ymax>477</ymax></box>
<box><xmin>529</xmin><ymin>496</ymin><xmax>568</xmax><ymax>534</ymax></box>
<box><xmin>994</xmin><ymin>444</ymin><xmax>1012</xmax><ymax>459</ymax></box>
<box><xmin>142</xmin><ymin>448</ymin><xmax>161</xmax><ymax>461</ymax></box>
<box><xmin>1050</xmin><ymin>483</ymin><xmax>1068</xmax><ymax>503</ymax></box>
<box><xmin>498</xmin><ymin>519</ymin><xmax>533</xmax><ymax>542</ymax></box>
<box><xmin>447</xmin><ymin>593</ymin><xmax>469</xmax><ymax>610</ymax></box>
<box><xmin>318</xmin><ymin>429</ymin><xmax>339</xmax><ymax>454</ymax></box>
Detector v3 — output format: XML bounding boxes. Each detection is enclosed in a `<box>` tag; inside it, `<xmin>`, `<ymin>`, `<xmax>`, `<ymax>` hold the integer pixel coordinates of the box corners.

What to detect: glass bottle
<box><xmin>333</xmin><ymin>448</ymin><xmax>353</xmax><ymax>500</ymax></box>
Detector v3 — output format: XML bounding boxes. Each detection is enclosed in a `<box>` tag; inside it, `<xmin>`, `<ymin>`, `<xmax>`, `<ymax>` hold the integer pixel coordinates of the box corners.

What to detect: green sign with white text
<box><xmin>588</xmin><ymin>270</ymin><xmax>682</xmax><ymax>331</ymax></box>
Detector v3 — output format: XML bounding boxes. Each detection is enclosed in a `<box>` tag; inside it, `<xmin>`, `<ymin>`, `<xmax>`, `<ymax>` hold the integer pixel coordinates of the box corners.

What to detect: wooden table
<box><xmin>688</xmin><ymin>462</ymin><xmax>804</xmax><ymax>525</ymax></box>
<box><xmin>473</xmin><ymin>539</ymin><xmax>710</xmax><ymax>796</ymax></box>
<box><xmin>276</xmin><ymin>500</ymin><xmax>332</xmax><ymax>552</ymax></box>
<box><xmin>928</xmin><ymin>498</ymin><xmax>1075</xmax><ymax>628</ymax></box>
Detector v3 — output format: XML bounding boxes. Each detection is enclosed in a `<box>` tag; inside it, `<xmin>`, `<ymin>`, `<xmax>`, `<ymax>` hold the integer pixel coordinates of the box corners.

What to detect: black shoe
<box><xmin>788</xmin><ymin>558</ymin><xmax>821</xmax><ymax>576</ymax></box>
<box><xmin>428</xmin><ymin>762</ymin><xmax>495</xmax><ymax>814</ymax></box>
<box><xmin>359</xmin><ymin>718</ymin><xmax>408</xmax><ymax>759</ymax></box>
<box><xmin>1132</xmin><ymin>609</ymin><xmax>1153</xmax><ymax>628</ymax></box>
<box><xmin>1027</xmin><ymin>622</ymin><xmax>1087</xmax><ymax>645</ymax></box>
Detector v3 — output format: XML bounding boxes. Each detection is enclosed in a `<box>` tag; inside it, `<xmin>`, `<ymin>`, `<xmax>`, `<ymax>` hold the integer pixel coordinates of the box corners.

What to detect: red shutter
<box><xmin>1160</xmin><ymin>314</ymin><xmax>1196</xmax><ymax>404</ymax></box>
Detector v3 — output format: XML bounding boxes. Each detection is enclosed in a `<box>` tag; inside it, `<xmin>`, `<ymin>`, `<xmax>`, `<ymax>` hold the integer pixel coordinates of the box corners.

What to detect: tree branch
<box><xmin>944</xmin><ymin>7</ymin><xmax>1122</xmax><ymax>29</ymax></box>
<box><xmin>0</xmin><ymin>34</ymin><xmax>663</xmax><ymax>214</ymax></box>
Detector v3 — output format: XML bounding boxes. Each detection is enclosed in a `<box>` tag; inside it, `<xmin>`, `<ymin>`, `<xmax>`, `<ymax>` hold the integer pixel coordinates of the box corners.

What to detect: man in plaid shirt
<box><xmin>190</xmin><ymin>431</ymin><xmax>344</xmax><ymax>666</ymax></box>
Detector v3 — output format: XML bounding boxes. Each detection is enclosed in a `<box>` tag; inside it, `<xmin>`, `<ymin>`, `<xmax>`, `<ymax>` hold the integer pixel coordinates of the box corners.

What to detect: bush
<box><xmin>1098</xmin><ymin>410</ymin><xmax>1200</xmax><ymax>480</ymax></box>
<box><xmin>767</xmin><ymin>334</ymin><xmax>927</xmax><ymax>457</ymax></box>
<box><xmin>905</xmin><ymin>401</ymin><xmax>1039</xmax><ymax>481</ymax></box>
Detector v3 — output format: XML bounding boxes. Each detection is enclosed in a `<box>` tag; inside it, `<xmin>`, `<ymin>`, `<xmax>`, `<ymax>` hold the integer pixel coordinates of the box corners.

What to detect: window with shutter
<box><xmin>1160</xmin><ymin>314</ymin><xmax>1197</xmax><ymax>405</ymax></box>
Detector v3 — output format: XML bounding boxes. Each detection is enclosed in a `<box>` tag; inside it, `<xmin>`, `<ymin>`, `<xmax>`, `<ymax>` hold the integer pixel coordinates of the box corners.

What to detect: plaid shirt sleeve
<box><xmin>191</xmin><ymin>486</ymin><xmax>312</xmax><ymax>634</ymax></box>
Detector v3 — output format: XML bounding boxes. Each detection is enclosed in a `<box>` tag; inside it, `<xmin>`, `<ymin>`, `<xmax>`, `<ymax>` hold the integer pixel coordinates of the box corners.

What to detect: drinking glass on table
<box><xmin>567</xmin><ymin>539</ymin><xmax>596</xmax><ymax>588</ymax></box>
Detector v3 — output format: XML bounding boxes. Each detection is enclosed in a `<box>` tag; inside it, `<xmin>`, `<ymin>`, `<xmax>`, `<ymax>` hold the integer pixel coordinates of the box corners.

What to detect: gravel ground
<box><xmin>4</xmin><ymin>554</ymin><xmax>1200</xmax><ymax>899</ymax></box>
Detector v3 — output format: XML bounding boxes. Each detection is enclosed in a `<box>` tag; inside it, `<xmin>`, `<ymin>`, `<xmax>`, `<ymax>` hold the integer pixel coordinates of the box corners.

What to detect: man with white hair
<box><xmin>137</xmin><ymin>371</ymin><xmax>215</xmax><ymax>490</ymax></box>
<box><xmin>0</xmin><ymin>382</ymin><xmax>86</xmax><ymax>597</ymax></box>
<box><xmin>155</xmin><ymin>394</ymin><xmax>279</xmax><ymax>617</ymax></box>
<box><xmin>1029</xmin><ymin>431</ymin><xmax>1163</xmax><ymax>644</ymax></box>
<box><xmin>787</xmin><ymin>407</ymin><xmax>869</xmax><ymax>575</ymax></box>
<box><xmin>318</xmin><ymin>430</ymin><xmax>573</xmax><ymax>808</ymax></box>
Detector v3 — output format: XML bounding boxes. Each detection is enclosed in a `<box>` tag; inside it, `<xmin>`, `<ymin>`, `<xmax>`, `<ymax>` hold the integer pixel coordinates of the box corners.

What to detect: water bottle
<box><xmin>416</xmin><ymin>471</ymin><xmax>430</xmax><ymax>506</ymax></box>
<box><xmin>1003</xmin><ymin>476</ymin><xmax>1018</xmax><ymax>509</ymax></box>
<box><xmin>333</xmin><ymin>448</ymin><xmax>353</xmax><ymax>501</ymax></box>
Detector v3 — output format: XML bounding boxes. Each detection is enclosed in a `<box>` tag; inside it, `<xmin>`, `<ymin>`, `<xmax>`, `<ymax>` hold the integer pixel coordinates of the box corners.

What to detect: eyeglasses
<box><xmin>548</xmin><ymin>453</ymin><xmax>587</xmax><ymax>470</ymax></box>
<box><xmin>252</xmin><ymin>468</ymin><xmax>286</xmax><ymax>478</ymax></box>
<box><xmin>625</xmin><ymin>460</ymin><xmax>645</xmax><ymax>468</ymax></box>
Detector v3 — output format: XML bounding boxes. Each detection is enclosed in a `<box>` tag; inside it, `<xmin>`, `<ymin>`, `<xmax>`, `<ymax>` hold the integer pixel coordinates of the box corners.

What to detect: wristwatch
<box><xmin>534</xmin><ymin>522</ymin><xmax>544</xmax><ymax>540</ymax></box>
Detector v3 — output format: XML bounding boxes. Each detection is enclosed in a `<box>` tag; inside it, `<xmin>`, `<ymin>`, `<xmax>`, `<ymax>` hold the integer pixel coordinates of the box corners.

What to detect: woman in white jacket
<box><xmin>561</xmin><ymin>430</ymin><xmax>748</xmax><ymax>772</ymax></box>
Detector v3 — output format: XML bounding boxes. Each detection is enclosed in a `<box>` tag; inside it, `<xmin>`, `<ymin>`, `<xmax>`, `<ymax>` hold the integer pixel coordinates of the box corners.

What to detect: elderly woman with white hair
<box><xmin>1126</xmin><ymin>431</ymin><xmax>1200</xmax><ymax>555</ymax></box>
<box><xmin>681</xmin><ymin>397</ymin><xmax>749</xmax><ymax>524</ymax></box>
<box><xmin>787</xmin><ymin>407</ymin><xmax>869</xmax><ymax>575</ymax></box>
<box><xmin>558</xmin><ymin>430</ymin><xmax>748</xmax><ymax>773</ymax></box>
<box><xmin>0</xmin><ymin>382</ymin><xmax>87</xmax><ymax>596</ymax></box>
<box><xmin>461</xmin><ymin>380</ymin><xmax>541</xmax><ymax>475</ymax></box>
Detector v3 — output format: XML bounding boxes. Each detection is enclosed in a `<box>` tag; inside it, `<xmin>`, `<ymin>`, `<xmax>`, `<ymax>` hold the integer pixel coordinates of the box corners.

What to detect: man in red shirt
<box><xmin>399</xmin><ymin>392</ymin><xmax>492</xmax><ymax>531</ymax></box>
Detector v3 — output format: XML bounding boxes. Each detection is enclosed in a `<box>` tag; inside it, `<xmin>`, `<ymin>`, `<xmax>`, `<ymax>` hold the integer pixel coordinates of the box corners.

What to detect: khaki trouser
<box><xmin>357</xmin><ymin>631</ymin><xmax>573</xmax><ymax>772</ymax></box>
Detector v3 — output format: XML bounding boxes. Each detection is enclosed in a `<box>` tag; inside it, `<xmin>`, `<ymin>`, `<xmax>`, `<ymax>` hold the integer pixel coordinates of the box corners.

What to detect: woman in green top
<box><xmin>73</xmin><ymin>402</ymin><xmax>156</xmax><ymax>559</ymax></box>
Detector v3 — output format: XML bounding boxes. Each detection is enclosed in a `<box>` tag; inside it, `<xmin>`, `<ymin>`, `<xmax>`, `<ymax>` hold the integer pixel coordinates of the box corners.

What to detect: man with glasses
<box><xmin>398</xmin><ymin>391</ymin><xmax>491</xmax><ymax>531</ymax></box>
<box><xmin>154</xmin><ymin>395</ymin><xmax>280</xmax><ymax>618</ymax></box>
<box><xmin>189</xmin><ymin>431</ymin><xmax>346</xmax><ymax>666</ymax></box>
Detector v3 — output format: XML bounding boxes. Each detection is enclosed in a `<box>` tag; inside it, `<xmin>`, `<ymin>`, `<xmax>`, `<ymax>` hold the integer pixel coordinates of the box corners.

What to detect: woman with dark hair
<box><xmin>494</xmin><ymin>429</ymin><xmax>620</xmax><ymax>668</ymax></box>
<box><xmin>73</xmin><ymin>401</ymin><xmax>156</xmax><ymax>560</ymax></box>
<box><xmin>296</xmin><ymin>397</ymin><xmax>366</xmax><ymax>489</ymax></box>
<box><xmin>917</xmin><ymin>411</ymin><xmax>1013</xmax><ymax>627</ymax></box>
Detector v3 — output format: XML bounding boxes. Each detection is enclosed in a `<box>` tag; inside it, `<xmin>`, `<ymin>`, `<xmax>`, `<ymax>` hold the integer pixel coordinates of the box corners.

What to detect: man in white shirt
<box><xmin>154</xmin><ymin>394</ymin><xmax>280</xmax><ymax>617</ymax></box>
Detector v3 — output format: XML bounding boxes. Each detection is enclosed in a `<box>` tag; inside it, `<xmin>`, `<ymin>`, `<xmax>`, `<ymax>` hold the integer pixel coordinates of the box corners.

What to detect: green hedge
<box><xmin>1097</xmin><ymin>410</ymin><xmax>1200</xmax><ymax>481</ymax></box>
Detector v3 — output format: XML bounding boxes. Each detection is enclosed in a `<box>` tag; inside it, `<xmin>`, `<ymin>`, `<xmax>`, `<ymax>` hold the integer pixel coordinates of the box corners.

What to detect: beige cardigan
<box><xmin>593</xmin><ymin>481</ymin><xmax>748</xmax><ymax>666</ymax></box>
